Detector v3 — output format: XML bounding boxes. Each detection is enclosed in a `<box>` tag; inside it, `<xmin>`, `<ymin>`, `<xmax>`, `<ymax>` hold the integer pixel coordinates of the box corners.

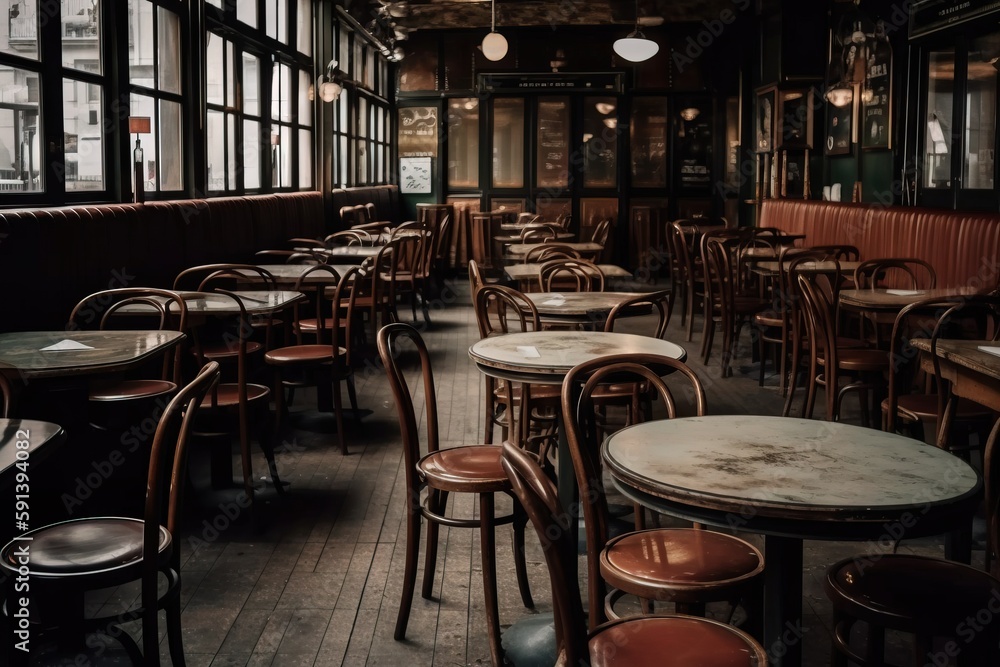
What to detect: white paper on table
<box><xmin>40</xmin><ymin>339</ymin><xmax>96</xmax><ymax>351</ymax></box>
<box><xmin>885</xmin><ymin>289</ymin><xmax>923</xmax><ymax>296</ymax></box>
<box><xmin>516</xmin><ymin>346</ymin><xmax>541</xmax><ymax>359</ymax></box>
<box><xmin>978</xmin><ymin>346</ymin><xmax>1000</xmax><ymax>358</ymax></box>
<box><xmin>541</xmin><ymin>298</ymin><xmax>567</xmax><ymax>306</ymax></box>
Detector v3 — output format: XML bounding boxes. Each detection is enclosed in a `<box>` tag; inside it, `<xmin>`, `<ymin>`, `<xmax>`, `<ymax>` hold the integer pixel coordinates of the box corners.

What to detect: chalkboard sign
<box><xmin>862</xmin><ymin>34</ymin><xmax>892</xmax><ymax>150</ymax></box>
<box><xmin>398</xmin><ymin>107</ymin><xmax>438</xmax><ymax>157</ymax></box>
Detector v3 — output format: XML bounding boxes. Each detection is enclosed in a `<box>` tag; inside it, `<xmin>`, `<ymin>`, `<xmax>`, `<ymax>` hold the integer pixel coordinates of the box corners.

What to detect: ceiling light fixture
<box><xmin>825</xmin><ymin>82</ymin><xmax>854</xmax><ymax>108</ymax></box>
<box><xmin>679</xmin><ymin>107</ymin><xmax>700</xmax><ymax>121</ymax></box>
<box><xmin>595</xmin><ymin>102</ymin><xmax>616</xmax><ymax>115</ymax></box>
<box><xmin>482</xmin><ymin>0</ymin><xmax>508</xmax><ymax>61</ymax></box>
<box><xmin>614</xmin><ymin>0</ymin><xmax>659</xmax><ymax>63</ymax></box>
<box><xmin>317</xmin><ymin>60</ymin><xmax>343</xmax><ymax>102</ymax></box>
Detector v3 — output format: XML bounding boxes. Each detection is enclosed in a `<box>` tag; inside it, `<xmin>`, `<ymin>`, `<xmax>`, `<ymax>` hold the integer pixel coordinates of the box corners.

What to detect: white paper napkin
<box><xmin>40</xmin><ymin>339</ymin><xmax>95</xmax><ymax>351</ymax></box>
<box><xmin>516</xmin><ymin>346</ymin><xmax>541</xmax><ymax>359</ymax></box>
<box><xmin>886</xmin><ymin>289</ymin><xmax>923</xmax><ymax>296</ymax></box>
<box><xmin>977</xmin><ymin>345</ymin><xmax>1000</xmax><ymax>358</ymax></box>
<box><xmin>541</xmin><ymin>298</ymin><xmax>566</xmax><ymax>307</ymax></box>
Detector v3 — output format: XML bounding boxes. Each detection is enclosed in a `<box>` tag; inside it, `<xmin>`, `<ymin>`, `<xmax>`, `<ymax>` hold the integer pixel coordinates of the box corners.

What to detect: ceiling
<box><xmin>351</xmin><ymin>0</ymin><xmax>742</xmax><ymax>31</ymax></box>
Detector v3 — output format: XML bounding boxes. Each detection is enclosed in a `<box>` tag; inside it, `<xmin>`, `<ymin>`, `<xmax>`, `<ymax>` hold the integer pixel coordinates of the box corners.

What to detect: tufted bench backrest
<box><xmin>0</xmin><ymin>192</ymin><xmax>325</xmax><ymax>331</ymax></box>
<box><xmin>760</xmin><ymin>199</ymin><xmax>1000</xmax><ymax>290</ymax></box>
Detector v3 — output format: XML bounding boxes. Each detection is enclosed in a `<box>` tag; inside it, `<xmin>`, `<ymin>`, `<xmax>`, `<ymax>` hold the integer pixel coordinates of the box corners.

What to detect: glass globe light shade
<box><xmin>482</xmin><ymin>31</ymin><xmax>508</xmax><ymax>61</ymax></box>
<box><xmin>613</xmin><ymin>34</ymin><xmax>659</xmax><ymax>63</ymax></box>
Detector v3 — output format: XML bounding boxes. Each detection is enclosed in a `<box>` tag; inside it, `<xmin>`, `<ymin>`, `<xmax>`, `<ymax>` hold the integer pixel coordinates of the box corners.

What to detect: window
<box><xmin>270</xmin><ymin>62</ymin><xmax>312</xmax><ymax>188</ymax></box>
<box><xmin>493</xmin><ymin>98</ymin><xmax>525</xmax><ymax>188</ymax></box>
<box><xmin>448</xmin><ymin>99</ymin><xmax>480</xmax><ymax>188</ymax></box>
<box><xmin>129</xmin><ymin>1</ymin><xmax>185</xmax><ymax>195</ymax></box>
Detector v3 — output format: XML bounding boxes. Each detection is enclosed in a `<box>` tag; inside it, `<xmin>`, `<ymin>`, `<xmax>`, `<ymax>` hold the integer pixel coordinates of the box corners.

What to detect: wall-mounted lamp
<box><xmin>128</xmin><ymin>116</ymin><xmax>150</xmax><ymax>204</ymax></box>
<box><xmin>317</xmin><ymin>60</ymin><xmax>344</xmax><ymax>103</ymax></box>
<box><xmin>614</xmin><ymin>0</ymin><xmax>659</xmax><ymax>63</ymax></box>
<box><xmin>482</xmin><ymin>0</ymin><xmax>508</xmax><ymax>61</ymax></box>
<box><xmin>679</xmin><ymin>107</ymin><xmax>700</xmax><ymax>122</ymax></box>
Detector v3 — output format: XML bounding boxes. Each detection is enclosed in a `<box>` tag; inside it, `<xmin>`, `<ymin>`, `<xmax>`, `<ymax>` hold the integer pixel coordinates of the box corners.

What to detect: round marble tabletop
<box><xmin>603</xmin><ymin>414</ymin><xmax>981</xmax><ymax>539</ymax></box>
<box><xmin>523</xmin><ymin>292</ymin><xmax>648</xmax><ymax>318</ymax></box>
<box><xmin>839</xmin><ymin>287</ymin><xmax>979</xmax><ymax>312</ymax></box>
<box><xmin>469</xmin><ymin>331</ymin><xmax>686</xmax><ymax>385</ymax></box>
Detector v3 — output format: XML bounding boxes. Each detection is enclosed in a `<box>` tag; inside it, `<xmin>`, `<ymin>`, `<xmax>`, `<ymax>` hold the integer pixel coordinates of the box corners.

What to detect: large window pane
<box><xmin>492</xmin><ymin>98</ymin><xmax>524</xmax><ymax>188</ymax></box>
<box><xmin>271</xmin><ymin>63</ymin><xmax>292</xmax><ymax>122</ymax></box>
<box><xmin>4</xmin><ymin>0</ymin><xmax>38</xmax><ymax>60</ymax></box>
<box><xmin>158</xmin><ymin>8</ymin><xmax>181</xmax><ymax>94</ymax></box>
<box><xmin>237</xmin><ymin>0</ymin><xmax>257</xmax><ymax>28</ymax></box>
<box><xmin>130</xmin><ymin>93</ymin><xmax>156</xmax><ymax>192</ymax></box>
<box><xmin>63</xmin><ymin>78</ymin><xmax>103</xmax><ymax>191</ymax></box>
<box><xmin>159</xmin><ymin>99</ymin><xmax>182</xmax><ymax>190</ymax></box>
<box><xmin>243</xmin><ymin>53</ymin><xmax>260</xmax><ymax>116</ymax></box>
<box><xmin>0</xmin><ymin>65</ymin><xmax>42</xmax><ymax>191</ymax></box>
<box><xmin>244</xmin><ymin>119</ymin><xmax>261</xmax><ymax>188</ymax></box>
<box><xmin>537</xmin><ymin>97</ymin><xmax>570</xmax><ymax>189</ymax></box>
<box><xmin>207</xmin><ymin>110</ymin><xmax>226</xmax><ymax>190</ymax></box>
<box><xmin>227</xmin><ymin>116</ymin><xmax>237</xmax><ymax>190</ymax></box>
<box><xmin>62</xmin><ymin>0</ymin><xmax>101</xmax><ymax>73</ymax></box>
<box><xmin>226</xmin><ymin>41</ymin><xmax>235</xmax><ymax>106</ymax></box>
<box><xmin>278</xmin><ymin>125</ymin><xmax>292</xmax><ymax>186</ymax></box>
<box><xmin>299</xmin><ymin>129</ymin><xmax>312</xmax><ymax>187</ymax></box>
<box><xmin>448</xmin><ymin>98</ymin><xmax>479</xmax><ymax>188</ymax></box>
<box><xmin>583</xmin><ymin>97</ymin><xmax>618</xmax><ymax>188</ymax></box>
<box><xmin>925</xmin><ymin>50</ymin><xmax>954</xmax><ymax>189</ymax></box>
<box><xmin>206</xmin><ymin>34</ymin><xmax>224</xmax><ymax>105</ymax></box>
<box><xmin>965</xmin><ymin>36</ymin><xmax>997</xmax><ymax>191</ymax></box>
<box><xmin>631</xmin><ymin>97</ymin><xmax>668</xmax><ymax>188</ymax></box>
<box><xmin>297</xmin><ymin>69</ymin><xmax>312</xmax><ymax>126</ymax></box>
<box><xmin>129</xmin><ymin>1</ymin><xmax>154</xmax><ymax>86</ymax></box>
<box><xmin>297</xmin><ymin>0</ymin><xmax>312</xmax><ymax>57</ymax></box>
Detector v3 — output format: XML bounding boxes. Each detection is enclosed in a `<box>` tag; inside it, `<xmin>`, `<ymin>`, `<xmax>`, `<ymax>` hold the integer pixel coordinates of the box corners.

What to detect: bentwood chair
<box><xmin>378</xmin><ymin>323</ymin><xmax>533</xmax><ymax>667</ymax></box>
<box><xmin>853</xmin><ymin>257</ymin><xmax>938</xmax><ymax>345</ymax></box>
<box><xmin>68</xmin><ymin>288</ymin><xmax>189</xmax><ymax>428</ymax></box>
<box><xmin>0</xmin><ymin>373</ymin><xmax>10</xmax><ymax>417</ymax></box>
<box><xmin>0</xmin><ymin>361</ymin><xmax>220</xmax><ymax>667</ymax></box>
<box><xmin>538</xmin><ymin>258</ymin><xmax>605</xmax><ymax>293</ymax></box>
<box><xmin>190</xmin><ymin>290</ymin><xmax>284</xmax><ymax>516</ymax></box>
<box><xmin>265</xmin><ymin>266</ymin><xmax>361</xmax><ymax>455</ymax></box>
<box><xmin>562</xmin><ymin>355</ymin><xmax>764</xmax><ymax>629</ymax></box>
<box><xmin>500</xmin><ymin>441</ymin><xmax>769</xmax><ymax>667</ymax></box>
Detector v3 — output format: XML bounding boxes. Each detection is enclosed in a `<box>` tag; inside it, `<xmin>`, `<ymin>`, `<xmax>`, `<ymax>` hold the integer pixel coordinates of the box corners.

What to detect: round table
<box><xmin>603</xmin><ymin>414</ymin><xmax>982</xmax><ymax>667</ymax></box>
<box><xmin>523</xmin><ymin>292</ymin><xmax>651</xmax><ymax>329</ymax></box>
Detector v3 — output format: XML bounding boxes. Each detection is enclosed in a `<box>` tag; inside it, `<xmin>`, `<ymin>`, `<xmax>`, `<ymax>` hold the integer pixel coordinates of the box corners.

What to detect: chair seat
<box><xmin>826</xmin><ymin>554</ymin><xmax>1000</xmax><ymax>631</ymax></box>
<box><xmin>265</xmin><ymin>344</ymin><xmax>345</xmax><ymax>365</ymax></box>
<box><xmin>200</xmin><ymin>383</ymin><xmax>270</xmax><ymax>408</ymax></box>
<box><xmin>199</xmin><ymin>341</ymin><xmax>263</xmax><ymax>359</ymax></box>
<box><xmin>601</xmin><ymin>528</ymin><xmax>763</xmax><ymax>596</ymax></box>
<box><xmin>495</xmin><ymin>382</ymin><xmax>561</xmax><ymax>403</ymax></box>
<box><xmin>732</xmin><ymin>296</ymin><xmax>770</xmax><ymax>316</ymax></box>
<box><xmin>883</xmin><ymin>393</ymin><xmax>994</xmax><ymax>422</ymax></box>
<box><xmin>1</xmin><ymin>517</ymin><xmax>169</xmax><ymax>576</ymax></box>
<box><xmin>296</xmin><ymin>318</ymin><xmax>345</xmax><ymax>334</ymax></box>
<box><xmin>818</xmin><ymin>348</ymin><xmax>888</xmax><ymax>372</ymax></box>
<box><xmin>89</xmin><ymin>379</ymin><xmax>177</xmax><ymax>402</ymax></box>
<box><xmin>417</xmin><ymin>445</ymin><xmax>509</xmax><ymax>493</ymax></box>
<box><xmin>589</xmin><ymin>615</ymin><xmax>763</xmax><ymax>666</ymax></box>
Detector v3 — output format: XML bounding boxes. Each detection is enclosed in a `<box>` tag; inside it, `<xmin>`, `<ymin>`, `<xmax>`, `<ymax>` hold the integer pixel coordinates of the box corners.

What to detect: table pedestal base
<box><xmin>763</xmin><ymin>535</ymin><xmax>804</xmax><ymax>667</ymax></box>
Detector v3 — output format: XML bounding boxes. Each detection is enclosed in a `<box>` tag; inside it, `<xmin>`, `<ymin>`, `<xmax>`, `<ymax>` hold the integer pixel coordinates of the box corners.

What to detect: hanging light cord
<box><xmin>491</xmin><ymin>0</ymin><xmax>496</xmax><ymax>33</ymax></box>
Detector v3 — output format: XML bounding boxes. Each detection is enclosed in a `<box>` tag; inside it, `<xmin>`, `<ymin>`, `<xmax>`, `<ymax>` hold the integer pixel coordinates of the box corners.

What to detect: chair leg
<box><xmin>484</xmin><ymin>377</ymin><xmax>495</xmax><ymax>445</ymax></box>
<box><xmin>238</xmin><ymin>411</ymin><xmax>256</xmax><ymax>511</ymax></box>
<box><xmin>332</xmin><ymin>376</ymin><xmax>348</xmax><ymax>455</ymax></box>
<box><xmin>272</xmin><ymin>370</ymin><xmax>286</xmax><ymax>436</ymax></box>
<box><xmin>512</xmin><ymin>499</ymin><xmax>534</xmax><ymax>609</ymax></box>
<box><xmin>346</xmin><ymin>374</ymin><xmax>361</xmax><ymax>422</ymax></box>
<box><xmin>255</xmin><ymin>411</ymin><xmax>285</xmax><ymax>496</ymax></box>
<box><xmin>421</xmin><ymin>489</ymin><xmax>448</xmax><ymax>599</ymax></box>
<box><xmin>479</xmin><ymin>493</ymin><xmax>504</xmax><ymax>667</ymax></box>
<box><xmin>166</xmin><ymin>593</ymin><xmax>187</xmax><ymax>667</ymax></box>
<box><xmin>395</xmin><ymin>494</ymin><xmax>422</xmax><ymax>640</ymax></box>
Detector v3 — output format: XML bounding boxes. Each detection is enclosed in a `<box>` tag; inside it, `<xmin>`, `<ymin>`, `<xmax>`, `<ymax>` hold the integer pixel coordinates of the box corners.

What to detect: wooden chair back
<box><xmin>474</xmin><ymin>284</ymin><xmax>540</xmax><ymax>338</ymax></box>
<box><xmin>561</xmin><ymin>354</ymin><xmax>707</xmax><ymax>629</ymax></box>
<box><xmin>523</xmin><ymin>244</ymin><xmax>580</xmax><ymax>264</ymax></box>
<box><xmin>290</xmin><ymin>264</ymin><xmax>342</xmax><ymax>344</ymax></box>
<box><xmin>604</xmin><ymin>290</ymin><xmax>673</xmax><ymax>339</ymax></box>
<box><xmin>538</xmin><ymin>259</ymin><xmax>604</xmax><ymax>292</ymax></box>
<box><xmin>855</xmin><ymin>258</ymin><xmax>937</xmax><ymax>291</ymax></box>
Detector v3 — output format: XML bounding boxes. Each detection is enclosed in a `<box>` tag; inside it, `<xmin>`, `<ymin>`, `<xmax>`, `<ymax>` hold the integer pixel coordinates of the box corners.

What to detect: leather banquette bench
<box><xmin>759</xmin><ymin>199</ymin><xmax>1000</xmax><ymax>290</ymax></box>
<box><xmin>0</xmin><ymin>192</ymin><xmax>326</xmax><ymax>331</ymax></box>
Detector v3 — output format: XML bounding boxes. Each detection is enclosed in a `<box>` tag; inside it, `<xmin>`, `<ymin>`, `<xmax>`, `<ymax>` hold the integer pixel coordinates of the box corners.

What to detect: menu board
<box><xmin>862</xmin><ymin>36</ymin><xmax>892</xmax><ymax>150</ymax></box>
<box><xmin>398</xmin><ymin>107</ymin><xmax>438</xmax><ymax>157</ymax></box>
<box><xmin>536</xmin><ymin>98</ymin><xmax>569</xmax><ymax>189</ymax></box>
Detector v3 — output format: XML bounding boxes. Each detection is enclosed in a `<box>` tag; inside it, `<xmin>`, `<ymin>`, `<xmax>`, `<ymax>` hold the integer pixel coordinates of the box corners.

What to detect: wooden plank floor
<box><xmin>41</xmin><ymin>277</ymin><xmax>984</xmax><ymax>666</ymax></box>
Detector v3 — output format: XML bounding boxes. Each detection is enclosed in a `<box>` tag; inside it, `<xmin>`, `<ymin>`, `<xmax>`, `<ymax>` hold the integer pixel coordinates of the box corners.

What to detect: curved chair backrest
<box><xmin>68</xmin><ymin>287</ymin><xmax>189</xmax><ymax>384</ymax></box>
<box><xmin>589</xmin><ymin>218</ymin><xmax>612</xmax><ymax>247</ymax></box>
<box><xmin>173</xmin><ymin>264</ymin><xmax>277</xmax><ymax>292</ymax></box>
<box><xmin>291</xmin><ymin>264</ymin><xmax>343</xmax><ymax>344</ymax></box>
<box><xmin>0</xmin><ymin>373</ymin><xmax>10</xmax><ymax>418</ymax></box>
<box><xmin>796</xmin><ymin>269</ymin><xmax>845</xmax><ymax>370</ymax></box>
<box><xmin>474</xmin><ymin>284</ymin><xmax>540</xmax><ymax>338</ymax></box>
<box><xmin>561</xmin><ymin>354</ymin><xmax>707</xmax><ymax>630</ymax></box>
<box><xmin>808</xmin><ymin>244</ymin><xmax>860</xmax><ymax>262</ymax></box>
<box><xmin>142</xmin><ymin>360</ymin><xmax>220</xmax><ymax>617</ymax></box>
<box><xmin>519</xmin><ymin>227</ymin><xmax>557</xmax><ymax>244</ymax></box>
<box><xmin>501</xmin><ymin>440</ymin><xmax>589</xmax><ymax>666</ymax></box>
<box><xmin>377</xmin><ymin>323</ymin><xmax>441</xmax><ymax>497</ymax></box>
<box><xmin>523</xmin><ymin>243</ymin><xmax>580</xmax><ymax>264</ymax></box>
<box><xmin>855</xmin><ymin>258</ymin><xmax>937</xmax><ymax>291</ymax></box>
<box><xmin>539</xmin><ymin>259</ymin><xmax>604</xmax><ymax>293</ymax></box>
<box><xmin>468</xmin><ymin>259</ymin><xmax>485</xmax><ymax>297</ymax></box>
<box><xmin>433</xmin><ymin>214</ymin><xmax>452</xmax><ymax>263</ymax></box>
<box><xmin>324</xmin><ymin>229</ymin><xmax>372</xmax><ymax>247</ymax></box>
<box><xmin>604</xmin><ymin>289</ymin><xmax>672</xmax><ymax>339</ymax></box>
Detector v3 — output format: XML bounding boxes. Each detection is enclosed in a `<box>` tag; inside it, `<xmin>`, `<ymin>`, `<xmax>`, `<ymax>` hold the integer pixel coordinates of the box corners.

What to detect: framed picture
<box><xmin>776</xmin><ymin>88</ymin><xmax>814</xmax><ymax>150</ymax></box>
<box><xmin>825</xmin><ymin>90</ymin><xmax>855</xmax><ymax>156</ymax></box>
<box><xmin>399</xmin><ymin>157</ymin><xmax>432</xmax><ymax>193</ymax></box>
<box><xmin>755</xmin><ymin>86</ymin><xmax>776</xmax><ymax>153</ymax></box>
<box><xmin>781</xmin><ymin>151</ymin><xmax>808</xmax><ymax>198</ymax></box>
<box><xmin>861</xmin><ymin>37</ymin><xmax>892</xmax><ymax>150</ymax></box>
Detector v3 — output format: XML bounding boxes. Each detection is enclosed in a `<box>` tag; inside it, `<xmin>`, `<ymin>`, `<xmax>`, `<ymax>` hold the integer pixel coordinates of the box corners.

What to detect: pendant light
<box><xmin>482</xmin><ymin>0</ymin><xmax>508</xmax><ymax>61</ymax></box>
<box><xmin>614</xmin><ymin>0</ymin><xmax>658</xmax><ymax>63</ymax></box>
